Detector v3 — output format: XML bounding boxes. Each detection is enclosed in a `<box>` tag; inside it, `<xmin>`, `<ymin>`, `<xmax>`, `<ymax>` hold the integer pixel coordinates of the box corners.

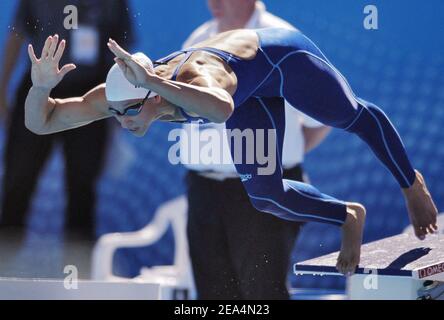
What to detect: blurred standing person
<box><xmin>0</xmin><ymin>0</ymin><xmax>134</xmax><ymax>239</ymax></box>
<box><xmin>183</xmin><ymin>0</ymin><xmax>331</xmax><ymax>299</ymax></box>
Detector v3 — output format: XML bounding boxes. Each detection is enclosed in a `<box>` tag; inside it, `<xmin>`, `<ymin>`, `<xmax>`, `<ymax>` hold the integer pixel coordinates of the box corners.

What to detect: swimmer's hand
<box><xmin>107</xmin><ymin>38</ymin><xmax>155</xmax><ymax>88</ymax></box>
<box><xmin>27</xmin><ymin>34</ymin><xmax>77</xmax><ymax>90</ymax></box>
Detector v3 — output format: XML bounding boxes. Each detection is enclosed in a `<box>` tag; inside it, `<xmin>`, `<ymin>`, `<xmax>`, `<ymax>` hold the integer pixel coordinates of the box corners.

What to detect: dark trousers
<box><xmin>0</xmin><ymin>79</ymin><xmax>108</xmax><ymax>238</ymax></box>
<box><xmin>186</xmin><ymin>166</ymin><xmax>304</xmax><ymax>300</ymax></box>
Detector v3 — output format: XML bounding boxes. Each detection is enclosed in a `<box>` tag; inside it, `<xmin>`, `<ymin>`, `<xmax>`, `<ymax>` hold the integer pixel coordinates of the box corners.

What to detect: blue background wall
<box><xmin>0</xmin><ymin>0</ymin><xmax>443</xmax><ymax>289</ymax></box>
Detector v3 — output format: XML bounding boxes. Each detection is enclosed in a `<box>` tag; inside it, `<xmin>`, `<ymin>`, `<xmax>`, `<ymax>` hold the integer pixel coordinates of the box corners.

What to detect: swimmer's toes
<box><xmin>414</xmin><ymin>226</ymin><xmax>426</xmax><ymax>240</ymax></box>
<box><xmin>336</xmin><ymin>262</ymin><xmax>345</xmax><ymax>275</ymax></box>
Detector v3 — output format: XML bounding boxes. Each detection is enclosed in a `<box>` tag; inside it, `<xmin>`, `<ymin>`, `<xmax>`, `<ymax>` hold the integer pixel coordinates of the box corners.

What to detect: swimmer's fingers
<box><xmin>53</xmin><ymin>39</ymin><xmax>66</xmax><ymax>62</ymax></box>
<box><xmin>28</xmin><ymin>44</ymin><xmax>39</xmax><ymax>64</ymax></box>
<box><xmin>107</xmin><ymin>38</ymin><xmax>131</xmax><ymax>60</ymax></box>
<box><xmin>58</xmin><ymin>63</ymin><xmax>77</xmax><ymax>78</ymax></box>
<box><xmin>114</xmin><ymin>58</ymin><xmax>129</xmax><ymax>74</ymax></box>
<box><xmin>122</xmin><ymin>56</ymin><xmax>147</xmax><ymax>74</ymax></box>
<box><xmin>47</xmin><ymin>34</ymin><xmax>59</xmax><ymax>59</ymax></box>
<box><xmin>108</xmin><ymin>39</ymin><xmax>149</xmax><ymax>77</ymax></box>
<box><xmin>41</xmin><ymin>36</ymin><xmax>53</xmax><ymax>59</ymax></box>
<box><xmin>114</xmin><ymin>57</ymin><xmax>139</xmax><ymax>85</ymax></box>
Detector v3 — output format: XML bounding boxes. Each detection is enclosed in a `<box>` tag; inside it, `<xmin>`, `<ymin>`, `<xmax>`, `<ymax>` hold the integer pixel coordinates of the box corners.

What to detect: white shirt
<box><xmin>180</xmin><ymin>1</ymin><xmax>322</xmax><ymax>177</ymax></box>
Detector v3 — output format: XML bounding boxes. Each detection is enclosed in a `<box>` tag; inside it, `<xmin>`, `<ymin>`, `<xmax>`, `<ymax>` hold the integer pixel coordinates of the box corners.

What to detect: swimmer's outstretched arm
<box><xmin>25</xmin><ymin>35</ymin><xmax>110</xmax><ymax>135</ymax></box>
<box><xmin>108</xmin><ymin>39</ymin><xmax>235</xmax><ymax>123</ymax></box>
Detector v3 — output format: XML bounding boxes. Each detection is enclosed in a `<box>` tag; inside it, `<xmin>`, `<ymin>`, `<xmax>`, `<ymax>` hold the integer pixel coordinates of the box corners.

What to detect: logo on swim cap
<box><xmin>105</xmin><ymin>52</ymin><xmax>158</xmax><ymax>102</ymax></box>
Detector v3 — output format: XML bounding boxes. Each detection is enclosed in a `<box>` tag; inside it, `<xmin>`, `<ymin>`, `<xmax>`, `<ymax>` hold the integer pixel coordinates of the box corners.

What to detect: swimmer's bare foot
<box><xmin>336</xmin><ymin>203</ymin><xmax>366</xmax><ymax>276</ymax></box>
<box><xmin>402</xmin><ymin>170</ymin><xmax>438</xmax><ymax>240</ymax></box>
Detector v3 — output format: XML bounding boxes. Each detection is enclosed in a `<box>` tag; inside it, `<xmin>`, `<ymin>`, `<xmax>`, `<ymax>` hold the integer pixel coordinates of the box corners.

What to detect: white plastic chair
<box><xmin>91</xmin><ymin>195</ymin><xmax>195</xmax><ymax>300</ymax></box>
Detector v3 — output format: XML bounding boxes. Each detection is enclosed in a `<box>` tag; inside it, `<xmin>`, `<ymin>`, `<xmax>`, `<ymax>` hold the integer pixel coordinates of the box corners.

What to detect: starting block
<box><xmin>294</xmin><ymin>214</ymin><xmax>444</xmax><ymax>300</ymax></box>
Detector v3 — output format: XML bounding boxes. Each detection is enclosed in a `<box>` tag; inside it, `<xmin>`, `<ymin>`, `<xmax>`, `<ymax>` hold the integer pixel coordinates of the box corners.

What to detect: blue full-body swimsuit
<box><xmin>156</xmin><ymin>28</ymin><xmax>415</xmax><ymax>226</ymax></box>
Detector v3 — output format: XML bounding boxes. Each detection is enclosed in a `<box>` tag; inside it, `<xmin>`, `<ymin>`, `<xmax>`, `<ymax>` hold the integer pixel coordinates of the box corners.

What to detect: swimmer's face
<box><xmin>108</xmin><ymin>96</ymin><xmax>164</xmax><ymax>137</ymax></box>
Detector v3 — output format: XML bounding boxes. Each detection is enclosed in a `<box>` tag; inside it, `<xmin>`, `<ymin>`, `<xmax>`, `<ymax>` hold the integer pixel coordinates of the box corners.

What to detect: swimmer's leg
<box><xmin>226</xmin><ymin>97</ymin><xmax>365</xmax><ymax>274</ymax></box>
<box><xmin>278</xmin><ymin>52</ymin><xmax>437</xmax><ymax>238</ymax></box>
<box><xmin>226</xmin><ymin>97</ymin><xmax>347</xmax><ymax>225</ymax></box>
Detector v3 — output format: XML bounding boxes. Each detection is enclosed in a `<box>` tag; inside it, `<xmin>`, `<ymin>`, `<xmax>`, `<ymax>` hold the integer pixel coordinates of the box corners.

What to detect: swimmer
<box><xmin>25</xmin><ymin>31</ymin><xmax>438</xmax><ymax>275</ymax></box>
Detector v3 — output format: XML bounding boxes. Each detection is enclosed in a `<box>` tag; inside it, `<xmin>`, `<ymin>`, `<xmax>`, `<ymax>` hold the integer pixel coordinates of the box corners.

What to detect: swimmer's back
<box><xmin>189</xmin><ymin>29</ymin><xmax>260</xmax><ymax>60</ymax></box>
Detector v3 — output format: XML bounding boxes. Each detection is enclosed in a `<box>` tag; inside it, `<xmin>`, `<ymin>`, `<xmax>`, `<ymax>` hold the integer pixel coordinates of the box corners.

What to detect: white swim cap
<box><xmin>105</xmin><ymin>52</ymin><xmax>158</xmax><ymax>102</ymax></box>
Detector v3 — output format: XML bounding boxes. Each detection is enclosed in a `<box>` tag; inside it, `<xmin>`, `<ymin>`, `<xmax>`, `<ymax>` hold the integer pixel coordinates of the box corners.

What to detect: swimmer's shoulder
<box><xmin>82</xmin><ymin>83</ymin><xmax>109</xmax><ymax>113</ymax></box>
